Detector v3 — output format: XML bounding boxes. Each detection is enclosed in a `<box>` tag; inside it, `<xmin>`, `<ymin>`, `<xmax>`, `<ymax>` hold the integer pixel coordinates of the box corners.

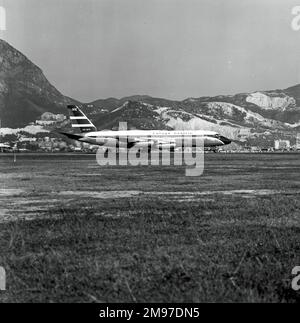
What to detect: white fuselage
<box><xmin>77</xmin><ymin>130</ymin><xmax>230</xmax><ymax>148</ymax></box>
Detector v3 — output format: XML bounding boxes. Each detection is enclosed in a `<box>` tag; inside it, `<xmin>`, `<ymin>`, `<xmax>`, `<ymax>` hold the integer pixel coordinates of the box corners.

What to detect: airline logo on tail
<box><xmin>67</xmin><ymin>105</ymin><xmax>97</xmax><ymax>133</ymax></box>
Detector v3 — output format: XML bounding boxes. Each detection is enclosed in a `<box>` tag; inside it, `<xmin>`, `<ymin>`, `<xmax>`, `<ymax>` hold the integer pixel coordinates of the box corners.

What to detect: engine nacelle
<box><xmin>157</xmin><ymin>142</ymin><xmax>176</xmax><ymax>150</ymax></box>
<box><xmin>134</xmin><ymin>140</ymin><xmax>155</xmax><ymax>148</ymax></box>
<box><xmin>95</xmin><ymin>137</ymin><xmax>128</xmax><ymax>148</ymax></box>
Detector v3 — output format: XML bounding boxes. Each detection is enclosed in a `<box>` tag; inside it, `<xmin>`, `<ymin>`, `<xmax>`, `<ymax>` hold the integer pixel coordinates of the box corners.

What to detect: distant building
<box><xmin>36</xmin><ymin>120</ymin><xmax>55</xmax><ymax>126</ymax></box>
<box><xmin>274</xmin><ymin>140</ymin><xmax>290</xmax><ymax>150</ymax></box>
<box><xmin>250</xmin><ymin>146</ymin><xmax>260</xmax><ymax>152</ymax></box>
<box><xmin>239</xmin><ymin>128</ymin><xmax>251</xmax><ymax>136</ymax></box>
<box><xmin>296</xmin><ymin>134</ymin><xmax>300</xmax><ymax>150</ymax></box>
<box><xmin>19</xmin><ymin>137</ymin><xmax>36</xmax><ymax>142</ymax></box>
<box><xmin>73</xmin><ymin>147</ymin><xmax>82</xmax><ymax>152</ymax></box>
<box><xmin>40</xmin><ymin>112</ymin><xmax>66</xmax><ymax>122</ymax></box>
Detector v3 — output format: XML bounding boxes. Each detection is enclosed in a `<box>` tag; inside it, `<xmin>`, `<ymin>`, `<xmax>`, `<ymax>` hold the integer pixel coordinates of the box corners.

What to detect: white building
<box><xmin>274</xmin><ymin>140</ymin><xmax>290</xmax><ymax>150</ymax></box>
<box><xmin>296</xmin><ymin>134</ymin><xmax>300</xmax><ymax>150</ymax></box>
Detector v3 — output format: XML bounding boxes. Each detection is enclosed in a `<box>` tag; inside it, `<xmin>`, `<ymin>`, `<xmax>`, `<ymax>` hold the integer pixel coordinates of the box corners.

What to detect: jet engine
<box><xmin>134</xmin><ymin>140</ymin><xmax>155</xmax><ymax>148</ymax></box>
<box><xmin>99</xmin><ymin>137</ymin><xmax>127</xmax><ymax>148</ymax></box>
<box><xmin>157</xmin><ymin>142</ymin><xmax>176</xmax><ymax>150</ymax></box>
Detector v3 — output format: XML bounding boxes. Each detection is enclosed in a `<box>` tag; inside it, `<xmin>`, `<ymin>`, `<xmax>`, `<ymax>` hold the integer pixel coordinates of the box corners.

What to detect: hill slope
<box><xmin>1</xmin><ymin>39</ymin><xmax>300</xmax><ymax>148</ymax></box>
<box><xmin>0</xmin><ymin>39</ymin><xmax>78</xmax><ymax>127</ymax></box>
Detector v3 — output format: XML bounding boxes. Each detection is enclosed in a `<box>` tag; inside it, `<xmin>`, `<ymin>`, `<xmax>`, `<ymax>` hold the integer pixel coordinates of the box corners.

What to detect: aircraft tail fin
<box><xmin>67</xmin><ymin>105</ymin><xmax>97</xmax><ymax>133</ymax></box>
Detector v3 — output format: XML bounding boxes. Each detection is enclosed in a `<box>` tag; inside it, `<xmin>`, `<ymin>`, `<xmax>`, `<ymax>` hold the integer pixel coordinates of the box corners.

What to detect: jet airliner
<box><xmin>61</xmin><ymin>105</ymin><xmax>231</xmax><ymax>151</ymax></box>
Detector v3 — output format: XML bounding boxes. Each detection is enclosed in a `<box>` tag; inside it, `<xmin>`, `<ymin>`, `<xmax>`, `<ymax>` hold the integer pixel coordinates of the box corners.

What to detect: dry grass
<box><xmin>0</xmin><ymin>153</ymin><xmax>299</xmax><ymax>302</ymax></box>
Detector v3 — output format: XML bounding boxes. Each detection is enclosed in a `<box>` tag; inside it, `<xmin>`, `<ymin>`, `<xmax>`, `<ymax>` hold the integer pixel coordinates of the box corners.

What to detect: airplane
<box><xmin>60</xmin><ymin>105</ymin><xmax>231</xmax><ymax>152</ymax></box>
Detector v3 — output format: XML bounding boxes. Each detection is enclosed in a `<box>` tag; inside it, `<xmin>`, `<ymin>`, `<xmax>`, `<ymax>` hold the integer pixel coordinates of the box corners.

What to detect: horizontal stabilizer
<box><xmin>59</xmin><ymin>132</ymin><xmax>83</xmax><ymax>141</ymax></box>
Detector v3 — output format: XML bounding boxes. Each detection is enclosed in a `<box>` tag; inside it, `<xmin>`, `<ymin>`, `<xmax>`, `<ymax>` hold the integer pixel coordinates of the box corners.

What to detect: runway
<box><xmin>0</xmin><ymin>153</ymin><xmax>299</xmax><ymax>302</ymax></box>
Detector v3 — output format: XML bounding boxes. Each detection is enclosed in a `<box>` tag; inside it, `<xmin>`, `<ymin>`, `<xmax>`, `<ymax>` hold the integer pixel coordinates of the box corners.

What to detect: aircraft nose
<box><xmin>220</xmin><ymin>136</ymin><xmax>231</xmax><ymax>145</ymax></box>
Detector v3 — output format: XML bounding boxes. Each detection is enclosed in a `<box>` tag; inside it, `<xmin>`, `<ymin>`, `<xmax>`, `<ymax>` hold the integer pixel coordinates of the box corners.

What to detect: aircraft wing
<box><xmin>124</xmin><ymin>137</ymin><xmax>175</xmax><ymax>149</ymax></box>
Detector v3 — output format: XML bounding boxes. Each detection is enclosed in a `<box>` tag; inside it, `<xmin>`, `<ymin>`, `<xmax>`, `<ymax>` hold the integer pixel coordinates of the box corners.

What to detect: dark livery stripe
<box><xmin>73</xmin><ymin>118</ymin><xmax>93</xmax><ymax>125</ymax></box>
<box><xmin>67</xmin><ymin>105</ymin><xmax>97</xmax><ymax>133</ymax></box>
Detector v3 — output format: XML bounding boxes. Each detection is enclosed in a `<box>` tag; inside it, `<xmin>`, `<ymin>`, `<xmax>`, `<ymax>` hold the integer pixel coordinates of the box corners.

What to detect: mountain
<box><xmin>86</xmin><ymin>88</ymin><xmax>300</xmax><ymax>148</ymax></box>
<box><xmin>87</xmin><ymin>87</ymin><xmax>300</xmax><ymax>127</ymax></box>
<box><xmin>94</xmin><ymin>101</ymin><xmax>173</xmax><ymax>130</ymax></box>
<box><xmin>88</xmin><ymin>95</ymin><xmax>181</xmax><ymax>112</ymax></box>
<box><xmin>1</xmin><ymin>39</ymin><xmax>300</xmax><ymax>148</ymax></box>
<box><xmin>0</xmin><ymin>39</ymin><xmax>78</xmax><ymax>127</ymax></box>
<box><xmin>86</xmin><ymin>88</ymin><xmax>300</xmax><ymax>130</ymax></box>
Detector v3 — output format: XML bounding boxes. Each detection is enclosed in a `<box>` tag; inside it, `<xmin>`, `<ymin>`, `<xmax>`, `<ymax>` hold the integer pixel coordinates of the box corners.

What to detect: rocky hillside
<box><xmin>0</xmin><ymin>39</ymin><xmax>77</xmax><ymax>127</ymax></box>
<box><xmin>87</xmin><ymin>88</ymin><xmax>300</xmax><ymax>130</ymax></box>
<box><xmin>1</xmin><ymin>39</ymin><xmax>300</xmax><ymax>148</ymax></box>
<box><xmin>83</xmin><ymin>89</ymin><xmax>300</xmax><ymax>148</ymax></box>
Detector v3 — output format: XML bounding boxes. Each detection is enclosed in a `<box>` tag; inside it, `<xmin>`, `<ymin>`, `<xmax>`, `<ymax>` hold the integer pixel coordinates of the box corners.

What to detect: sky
<box><xmin>1</xmin><ymin>0</ymin><xmax>300</xmax><ymax>102</ymax></box>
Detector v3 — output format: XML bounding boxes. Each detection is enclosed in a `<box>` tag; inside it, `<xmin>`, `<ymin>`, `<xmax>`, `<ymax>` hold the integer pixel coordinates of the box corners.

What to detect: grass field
<box><xmin>0</xmin><ymin>152</ymin><xmax>299</xmax><ymax>302</ymax></box>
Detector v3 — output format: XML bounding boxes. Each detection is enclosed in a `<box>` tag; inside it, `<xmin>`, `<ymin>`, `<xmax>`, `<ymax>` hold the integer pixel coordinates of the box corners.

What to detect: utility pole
<box><xmin>0</xmin><ymin>118</ymin><xmax>3</xmax><ymax>154</ymax></box>
<box><xmin>0</xmin><ymin>118</ymin><xmax>2</xmax><ymax>145</ymax></box>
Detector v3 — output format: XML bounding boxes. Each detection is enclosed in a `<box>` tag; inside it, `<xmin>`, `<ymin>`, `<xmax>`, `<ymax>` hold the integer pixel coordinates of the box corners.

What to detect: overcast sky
<box><xmin>1</xmin><ymin>0</ymin><xmax>300</xmax><ymax>102</ymax></box>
